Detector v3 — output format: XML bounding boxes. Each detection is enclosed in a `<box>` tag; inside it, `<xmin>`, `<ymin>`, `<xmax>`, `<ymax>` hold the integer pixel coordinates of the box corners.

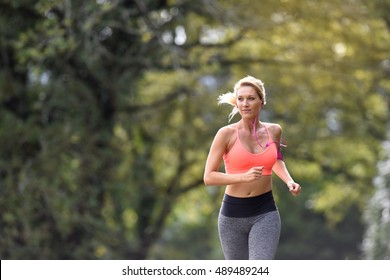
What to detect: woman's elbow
<box><xmin>203</xmin><ymin>176</ymin><xmax>210</xmax><ymax>186</ymax></box>
<box><xmin>203</xmin><ymin>173</ymin><xmax>213</xmax><ymax>186</ymax></box>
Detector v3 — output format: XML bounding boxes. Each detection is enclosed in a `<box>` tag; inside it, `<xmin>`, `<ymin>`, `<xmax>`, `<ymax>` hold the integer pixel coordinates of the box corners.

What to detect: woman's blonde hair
<box><xmin>218</xmin><ymin>75</ymin><xmax>266</xmax><ymax>122</ymax></box>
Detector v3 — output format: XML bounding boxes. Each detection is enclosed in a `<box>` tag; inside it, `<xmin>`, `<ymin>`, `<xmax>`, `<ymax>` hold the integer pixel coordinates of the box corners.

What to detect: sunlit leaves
<box><xmin>1</xmin><ymin>0</ymin><xmax>389</xmax><ymax>260</ymax></box>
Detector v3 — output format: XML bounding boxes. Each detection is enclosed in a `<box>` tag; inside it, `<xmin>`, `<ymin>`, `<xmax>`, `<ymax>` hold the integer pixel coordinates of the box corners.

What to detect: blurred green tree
<box><xmin>362</xmin><ymin>136</ymin><xmax>390</xmax><ymax>259</ymax></box>
<box><xmin>0</xmin><ymin>0</ymin><xmax>389</xmax><ymax>260</ymax></box>
<box><xmin>360</xmin><ymin>0</ymin><xmax>390</xmax><ymax>260</ymax></box>
<box><xmin>0</xmin><ymin>0</ymin><xmax>224</xmax><ymax>259</ymax></box>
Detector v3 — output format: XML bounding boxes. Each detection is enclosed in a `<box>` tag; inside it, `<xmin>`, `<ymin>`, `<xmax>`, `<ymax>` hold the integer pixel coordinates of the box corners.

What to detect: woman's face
<box><xmin>236</xmin><ymin>86</ymin><xmax>263</xmax><ymax>118</ymax></box>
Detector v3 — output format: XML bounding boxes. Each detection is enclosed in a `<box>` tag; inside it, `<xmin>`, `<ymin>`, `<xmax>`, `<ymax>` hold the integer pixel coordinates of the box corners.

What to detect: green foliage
<box><xmin>0</xmin><ymin>0</ymin><xmax>389</xmax><ymax>260</ymax></box>
<box><xmin>362</xmin><ymin>139</ymin><xmax>390</xmax><ymax>259</ymax></box>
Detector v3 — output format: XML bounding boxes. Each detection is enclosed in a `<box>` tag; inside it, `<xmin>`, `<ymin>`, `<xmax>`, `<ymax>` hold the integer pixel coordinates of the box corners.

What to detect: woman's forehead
<box><xmin>236</xmin><ymin>85</ymin><xmax>258</xmax><ymax>96</ymax></box>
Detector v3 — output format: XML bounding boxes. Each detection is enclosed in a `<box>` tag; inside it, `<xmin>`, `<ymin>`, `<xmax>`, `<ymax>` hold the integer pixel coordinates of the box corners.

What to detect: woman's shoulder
<box><xmin>263</xmin><ymin>122</ymin><xmax>282</xmax><ymax>131</ymax></box>
<box><xmin>214</xmin><ymin>123</ymin><xmax>238</xmax><ymax>146</ymax></box>
<box><xmin>263</xmin><ymin>122</ymin><xmax>282</xmax><ymax>139</ymax></box>
<box><xmin>217</xmin><ymin>123</ymin><xmax>239</xmax><ymax>150</ymax></box>
<box><xmin>217</xmin><ymin>123</ymin><xmax>237</xmax><ymax>137</ymax></box>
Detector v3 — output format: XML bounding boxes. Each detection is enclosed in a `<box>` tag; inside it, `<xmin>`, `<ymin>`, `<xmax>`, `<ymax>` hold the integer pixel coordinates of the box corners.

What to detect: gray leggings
<box><xmin>218</xmin><ymin>210</ymin><xmax>281</xmax><ymax>260</ymax></box>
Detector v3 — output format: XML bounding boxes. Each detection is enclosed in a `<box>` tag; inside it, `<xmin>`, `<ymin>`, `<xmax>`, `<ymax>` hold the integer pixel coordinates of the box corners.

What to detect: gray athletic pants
<box><xmin>218</xmin><ymin>192</ymin><xmax>281</xmax><ymax>260</ymax></box>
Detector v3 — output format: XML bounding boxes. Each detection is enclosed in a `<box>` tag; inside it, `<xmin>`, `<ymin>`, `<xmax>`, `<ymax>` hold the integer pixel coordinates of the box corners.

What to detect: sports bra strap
<box><xmin>263</xmin><ymin>123</ymin><xmax>272</xmax><ymax>142</ymax></box>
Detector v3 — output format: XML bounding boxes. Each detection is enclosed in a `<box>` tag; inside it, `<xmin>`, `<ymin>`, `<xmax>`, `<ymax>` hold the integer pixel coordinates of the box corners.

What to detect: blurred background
<box><xmin>0</xmin><ymin>0</ymin><xmax>389</xmax><ymax>260</ymax></box>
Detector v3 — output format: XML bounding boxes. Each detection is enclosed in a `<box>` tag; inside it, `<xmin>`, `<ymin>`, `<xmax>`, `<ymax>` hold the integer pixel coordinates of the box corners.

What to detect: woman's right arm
<box><xmin>203</xmin><ymin>127</ymin><xmax>262</xmax><ymax>186</ymax></box>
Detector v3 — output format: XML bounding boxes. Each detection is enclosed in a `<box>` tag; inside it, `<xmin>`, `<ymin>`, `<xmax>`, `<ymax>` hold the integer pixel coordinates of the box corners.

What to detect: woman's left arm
<box><xmin>269</xmin><ymin>123</ymin><xmax>301</xmax><ymax>196</ymax></box>
<box><xmin>272</xmin><ymin>160</ymin><xmax>301</xmax><ymax>196</ymax></box>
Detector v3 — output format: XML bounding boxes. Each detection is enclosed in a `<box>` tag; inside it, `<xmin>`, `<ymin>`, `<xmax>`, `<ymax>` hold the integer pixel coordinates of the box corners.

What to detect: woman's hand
<box><xmin>287</xmin><ymin>181</ymin><xmax>301</xmax><ymax>196</ymax></box>
<box><xmin>243</xmin><ymin>166</ymin><xmax>264</xmax><ymax>182</ymax></box>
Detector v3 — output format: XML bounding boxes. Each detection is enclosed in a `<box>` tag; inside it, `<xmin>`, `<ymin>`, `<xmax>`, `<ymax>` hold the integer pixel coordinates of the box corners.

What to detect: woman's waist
<box><xmin>225</xmin><ymin>177</ymin><xmax>272</xmax><ymax>198</ymax></box>
<box><xmin>220</xmin><ymin>190</ymin><xmax>277</xmax><ymax>218</ymax></box>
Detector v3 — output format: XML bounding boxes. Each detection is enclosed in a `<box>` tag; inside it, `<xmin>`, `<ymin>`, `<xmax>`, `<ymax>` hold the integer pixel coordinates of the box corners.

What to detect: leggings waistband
<box><xmin>220</xmin><ymin>191</ymin><xmax>277</xmax><ymax>218</ymax></box>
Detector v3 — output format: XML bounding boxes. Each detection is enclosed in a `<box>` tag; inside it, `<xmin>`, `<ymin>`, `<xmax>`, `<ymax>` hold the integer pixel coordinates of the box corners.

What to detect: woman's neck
<box><xmin>240</xmin><ymin>117</ymin><xmax>261</xmax><ymax>132</ymax></box>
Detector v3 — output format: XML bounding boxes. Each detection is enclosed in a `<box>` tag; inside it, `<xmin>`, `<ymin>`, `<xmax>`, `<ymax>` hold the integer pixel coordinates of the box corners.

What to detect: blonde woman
<box><xmin>204</xmin><ymin>75</ymin><xmax>301</xmax><ymax>259</ymax></box>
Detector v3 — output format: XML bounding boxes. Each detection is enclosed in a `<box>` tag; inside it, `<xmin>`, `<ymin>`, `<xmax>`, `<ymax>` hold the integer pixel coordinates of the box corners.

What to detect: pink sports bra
<box><xmin>223</xmin><ymin>124</ymin><xmax>278</xmax><ymax>176</ymax></box>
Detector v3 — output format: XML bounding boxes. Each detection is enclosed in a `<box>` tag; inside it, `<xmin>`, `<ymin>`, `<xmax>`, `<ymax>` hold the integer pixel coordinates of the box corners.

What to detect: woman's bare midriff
<box><xmin>225</xmin><ymin>175</ymin><xmax>272</xmax><ymax>197</ymax></box>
